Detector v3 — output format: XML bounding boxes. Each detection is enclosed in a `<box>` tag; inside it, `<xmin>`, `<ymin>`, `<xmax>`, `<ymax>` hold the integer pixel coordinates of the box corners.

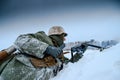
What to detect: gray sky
<box><xmin>0</xmin><ymin>0</ymin><xmax>120</xmax><ymax>50</ymax></box>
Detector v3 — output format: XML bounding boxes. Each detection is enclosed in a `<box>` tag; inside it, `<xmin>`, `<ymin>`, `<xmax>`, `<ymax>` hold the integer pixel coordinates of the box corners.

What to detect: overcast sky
<box><xmin>0</xmin><ymin>0</ymin><xmax>120</xmax><ymax>50</ymax></box>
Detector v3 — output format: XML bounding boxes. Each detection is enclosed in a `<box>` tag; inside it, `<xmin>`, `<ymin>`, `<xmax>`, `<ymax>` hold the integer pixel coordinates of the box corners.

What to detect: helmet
<box><xmin>48</xmin><ymin>26</ymin><xmax>67</xmax><ymax>36</ymax></box>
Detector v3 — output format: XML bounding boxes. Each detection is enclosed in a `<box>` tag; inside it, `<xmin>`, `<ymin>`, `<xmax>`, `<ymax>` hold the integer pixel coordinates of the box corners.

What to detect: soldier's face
<box><xmin>60</xmin><ymin>34</ymin><xmax>66</xmax><ymax>41</ymax></box>
<box><xmin>63</xmin><ymin>37</ymin><xmax>66</xmax><ymax>41</ymax></box>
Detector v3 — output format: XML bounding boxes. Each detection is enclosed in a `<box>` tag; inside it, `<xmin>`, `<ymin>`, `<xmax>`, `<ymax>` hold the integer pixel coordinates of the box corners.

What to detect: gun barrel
<box><xmin>86</xmin><ymin>43</ymin><xmax>103</xmax><ymax>49</ymax></box>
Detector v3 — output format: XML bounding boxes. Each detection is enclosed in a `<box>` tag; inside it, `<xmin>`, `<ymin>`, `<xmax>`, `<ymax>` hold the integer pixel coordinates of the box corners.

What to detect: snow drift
<box><xmin>51</xmin><ymin>43</ymin><xmax>120</xmax><ymax>80</ymax></box>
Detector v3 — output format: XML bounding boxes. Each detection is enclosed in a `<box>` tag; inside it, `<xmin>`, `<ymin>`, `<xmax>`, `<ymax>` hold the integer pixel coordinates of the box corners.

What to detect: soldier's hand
<box><xmin>44</xmin><ymin>46</ymin><xmax>63</xmax><ymax>58</ymax></box>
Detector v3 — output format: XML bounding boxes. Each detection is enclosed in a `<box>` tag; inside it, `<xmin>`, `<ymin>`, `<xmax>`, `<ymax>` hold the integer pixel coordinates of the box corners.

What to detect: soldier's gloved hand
<box><xmin>44</xmin><ymin>46</ymin><xmax>63</xmax><ymax>58</ymax></box>
<box><xmin>71</xmin><ymin>43</ymin><xmax>87</xmax><ymax>54</ymax></box>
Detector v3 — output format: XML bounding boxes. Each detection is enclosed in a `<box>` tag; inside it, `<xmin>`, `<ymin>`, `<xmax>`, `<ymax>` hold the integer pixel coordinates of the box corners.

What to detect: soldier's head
<box><xmin>48</xmin><ymin>26</ymin><xmax>67</xmax><ymax>47</ymax></box>
<box><xmin>48</xmin><ymin>26</ymin><xmax>67</xmax><ymax>41</ymax></box>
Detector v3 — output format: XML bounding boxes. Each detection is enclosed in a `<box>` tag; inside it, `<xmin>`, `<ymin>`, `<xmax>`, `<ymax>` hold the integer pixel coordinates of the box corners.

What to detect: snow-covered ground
<box><xmin>51</xmin><ymin>43</ymin><xmax>120</xmax><ymax>80</ymax></box>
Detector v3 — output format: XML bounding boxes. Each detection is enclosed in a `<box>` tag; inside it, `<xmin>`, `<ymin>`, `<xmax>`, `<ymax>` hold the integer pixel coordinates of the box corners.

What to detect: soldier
<box><xmin>0</xmin><ymin>26</ymin><xmax>67</xmax><ymax>80</ymax></box>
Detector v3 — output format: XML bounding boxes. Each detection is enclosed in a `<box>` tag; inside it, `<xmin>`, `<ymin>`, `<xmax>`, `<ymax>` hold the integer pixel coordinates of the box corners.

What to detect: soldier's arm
<box><xmin>14</xmin><ymin>34</ymin><xmax>49</xmax><ymax>58</ymax></box>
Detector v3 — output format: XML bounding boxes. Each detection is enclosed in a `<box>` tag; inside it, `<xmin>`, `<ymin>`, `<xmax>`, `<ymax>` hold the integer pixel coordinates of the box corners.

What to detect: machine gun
<box><xmin>70</xmin><ymin>42</ymin><xmax>105</xmax><ymax>63</ymax></box>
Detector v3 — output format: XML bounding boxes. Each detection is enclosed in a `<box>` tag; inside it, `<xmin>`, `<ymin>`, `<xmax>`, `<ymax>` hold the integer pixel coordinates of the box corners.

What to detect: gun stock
<box><xmin>0</xmin><ymin>45</ymin><xmax>16</xmax><ymax>62</ymax></box>
<box><xmin>0</xmin><ymin>50</ymin><xmax>9</xmax><ymax>61</ymax></box>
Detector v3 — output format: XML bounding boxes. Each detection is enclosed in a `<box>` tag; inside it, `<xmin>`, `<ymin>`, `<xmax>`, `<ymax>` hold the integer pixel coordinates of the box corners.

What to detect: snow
<box><xmin>51</xmin><ymin>43</ymin><xmax>120</xmax><ymax>80</ymax></box>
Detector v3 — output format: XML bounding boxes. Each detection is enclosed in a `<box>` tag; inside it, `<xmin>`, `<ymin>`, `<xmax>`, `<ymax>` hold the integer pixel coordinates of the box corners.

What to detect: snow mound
<box><xmin>51</xmin><ymin>43</ymin><xmax>120</xmax><ymax>80</ymax></box>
